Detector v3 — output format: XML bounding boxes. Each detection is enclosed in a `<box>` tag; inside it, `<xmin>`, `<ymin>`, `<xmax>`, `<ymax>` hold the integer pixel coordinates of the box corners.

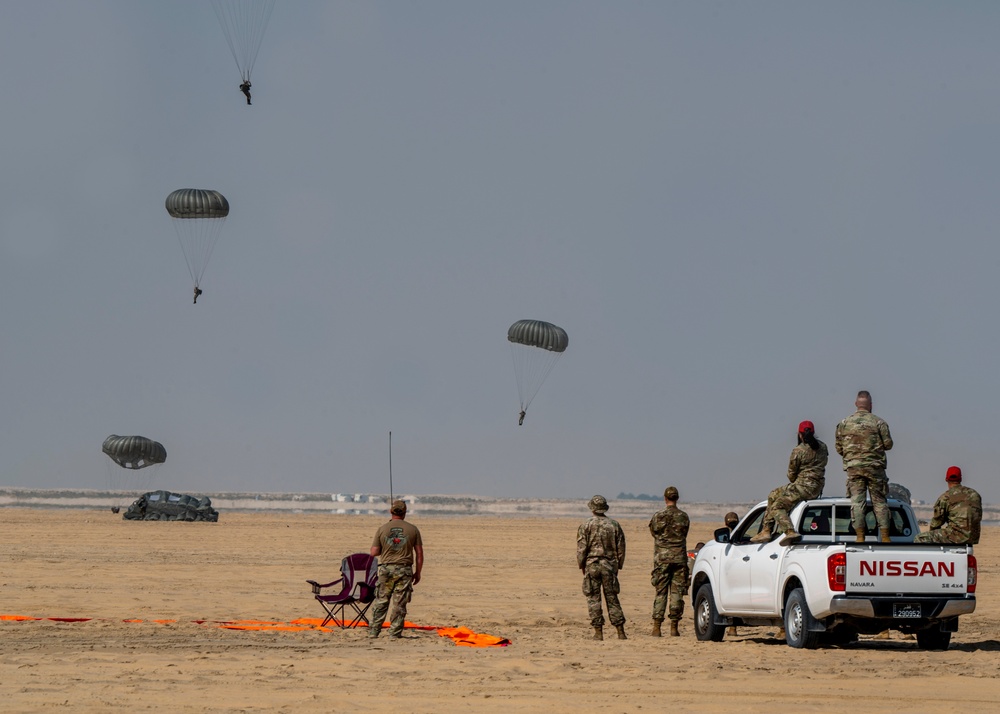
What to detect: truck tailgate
<box><xmin>845</xmin><ymin>549</ymin><xmax>968</xmax><ymax>595</ymax></box>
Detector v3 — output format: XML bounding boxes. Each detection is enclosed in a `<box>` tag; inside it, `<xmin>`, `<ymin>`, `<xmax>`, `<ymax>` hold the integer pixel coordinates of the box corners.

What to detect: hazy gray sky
<box><xmin>2</xmin><ymin>2</ymin><xmax>999</xmax><ymax>505</ymax></box>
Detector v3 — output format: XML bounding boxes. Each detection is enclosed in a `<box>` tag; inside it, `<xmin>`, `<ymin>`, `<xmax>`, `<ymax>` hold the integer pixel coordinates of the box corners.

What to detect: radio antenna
<box><xmin>388</xmin><ymin>431</ymin><xmax>393</xmax><ymax>504</ymax></box>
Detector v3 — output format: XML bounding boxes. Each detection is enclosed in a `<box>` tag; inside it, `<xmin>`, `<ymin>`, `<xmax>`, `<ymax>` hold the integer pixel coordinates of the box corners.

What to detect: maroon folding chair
<box><xmin>307</xmin><ymin>553</ymin><xmax>379</xmax><ymax>628</ymax></box>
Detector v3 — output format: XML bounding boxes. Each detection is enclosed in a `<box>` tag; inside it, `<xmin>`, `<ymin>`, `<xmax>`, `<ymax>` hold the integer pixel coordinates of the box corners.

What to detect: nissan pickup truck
<box><xmin>690</xmin><ymin>497</ymin><xmax>977</xmax><ymax>649</ymax></box>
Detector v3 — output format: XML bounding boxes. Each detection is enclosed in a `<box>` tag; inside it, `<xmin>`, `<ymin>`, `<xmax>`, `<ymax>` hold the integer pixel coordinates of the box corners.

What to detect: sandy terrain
<box><xmin>1</xmin><ymin>508</ymin><xmax>997</xmax><ymax>713</ymax></box>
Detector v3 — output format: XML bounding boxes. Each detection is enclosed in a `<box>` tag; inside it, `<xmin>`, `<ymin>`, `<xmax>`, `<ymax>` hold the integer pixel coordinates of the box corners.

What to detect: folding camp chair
<box><xmin>306</xmin><ymin>553</ymin><xmax>379</xmax><ymax>628</ymax></box>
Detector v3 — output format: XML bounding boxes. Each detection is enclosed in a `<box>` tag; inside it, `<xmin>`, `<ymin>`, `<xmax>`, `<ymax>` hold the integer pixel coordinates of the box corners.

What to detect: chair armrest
<box><xmin>307</xmin><ymin>577</ymin><xmax>344</xmax><ymax>594</ymax></box>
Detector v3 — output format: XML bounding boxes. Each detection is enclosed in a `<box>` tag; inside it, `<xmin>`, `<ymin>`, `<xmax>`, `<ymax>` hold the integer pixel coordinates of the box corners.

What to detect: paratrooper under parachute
<box><xmin>507</xmin><ymin>319</ymin><xmax>568</xmax><ymax>425</ymax></box>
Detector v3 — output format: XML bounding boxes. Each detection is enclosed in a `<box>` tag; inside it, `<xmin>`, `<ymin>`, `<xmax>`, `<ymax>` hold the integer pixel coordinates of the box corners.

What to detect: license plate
<box><xmin>893</xmin><ymin>603</ymin><xmax>922</xmax><ymax>619</ymax></box>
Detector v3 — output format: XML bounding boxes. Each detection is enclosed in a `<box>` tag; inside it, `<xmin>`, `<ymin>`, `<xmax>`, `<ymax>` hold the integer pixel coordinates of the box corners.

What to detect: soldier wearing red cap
<box><xmin>751</xmin><ymin>421</ymin><xmax>828</xmax><ymax>545</ymax></box>
<box><xmin>914</xmin><ymin>467</ymin><xmax>982</xmax><ymax>544</ymax></box>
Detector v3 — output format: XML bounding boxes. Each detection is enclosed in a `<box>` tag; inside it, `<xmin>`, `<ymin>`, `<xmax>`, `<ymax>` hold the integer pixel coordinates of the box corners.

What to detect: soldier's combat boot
<box><xmin>855</xmin><ymin>527</ymin><xmax>867</xmax><ymax>543</ymax></box>
<box><xmin>593</xmin><ymin>626</ymin><xmax>603</xmax><ymax>641</ymax></box>
<box><xmin>727</xmin><ymin>625</ymin><xmax>738</xmax><ymax>636</ymax></box>
<box><xmin>779</xmin><ymin>530</ymin><xmax>802</xmax><ymax>546</ymax></box>
<box><xmin>616</xmin><ymin>625</ymin><xmax>627</xmax><ymax>640</ymax></box>
<box><xmin>669</xmin><ymin>621</ymin><xmax>680</xmax><ymax>637</ymax></box>
<box><xmin>749</xmin><ymin>527</ymin><xmax>772</xmax><ymax>544</ymax></box>
<box><xmin>880</xmin><ymin>531</ymin><xmax>891</xmax><ymax>543</ymax></box>
<box><xmin>651</xmin><ymin>620</ymin><xmax>662</xmax><ymax>637</ymax></box>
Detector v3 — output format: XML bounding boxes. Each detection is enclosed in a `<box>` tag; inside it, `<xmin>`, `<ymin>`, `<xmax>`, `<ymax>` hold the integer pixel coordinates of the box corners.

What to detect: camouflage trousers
<box><xmin>914</xmin><ymin>528</ymin><xmax>965</xmax><ymax>544</ymax></box>
<box><xmin>651</xmin><ymin>561</ymin><xmax>688</xmax><ymax>623</ymax></box>
<box><xmin>847</xmin><ymin>468</ymin><xmax>889</xmax><ymax>533</ymax></box>
<box><xmin>768</xmin><ymin>477</ymin><xmax>824</xmax><ymax>533</ymax></box>
<box><xmin>762</xmin><ymin>485</ymin><xmax>785</xmax><ymax>533</ymax></box>
<box><xmin>367</xmin><ymin>563</ymin><xmax>413</xmax><ymax>638</ymax></box>
<box><xmin>582</xmin><ymin>559</ymin><xmax>625</xmax><ymax>628</ymax></box>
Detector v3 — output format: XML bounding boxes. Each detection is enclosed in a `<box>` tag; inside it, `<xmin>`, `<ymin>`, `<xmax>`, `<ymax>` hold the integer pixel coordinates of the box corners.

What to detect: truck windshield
<box><xmin>731</xmin><ymin>507</ymin><xmax>767</xmax><ymax>543</ymax></box>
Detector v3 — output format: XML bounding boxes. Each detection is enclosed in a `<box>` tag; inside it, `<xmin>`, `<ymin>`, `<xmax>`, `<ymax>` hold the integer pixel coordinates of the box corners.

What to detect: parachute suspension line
<box><xmin>509</xmin><ymin>343</ymin><xmax>563</xmax><ymax>412</ymax></box>
<box><xmin>170</xmin><ymin>216</ymin><xmax>227</xmax><ymax>287</ymax></box>
<box><xmin>212</xmin><ymin>0</ymin><xmax>242</xmax><ymax>81</ymax></box>
<box><xmin>211</xmin><ymin>0</ymin><xmax>275</xmax><ymax>83</ymax></box>
<box><xmin>106</xmin><ymin>462</ymin><xmax>162</xmax><ymax>509</ymax></box>
<box><xmin>172</xmin><ymin>221</ymin><xmax>198</xmax><ymax>287</ymax></box>
<box><xmin>191</xmin><ymin>216</ymin><xmax>225</xmax><ymax>285</ymax></box>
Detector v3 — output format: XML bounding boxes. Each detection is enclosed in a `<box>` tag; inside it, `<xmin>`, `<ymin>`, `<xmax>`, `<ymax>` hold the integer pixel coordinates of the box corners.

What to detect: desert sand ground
<box><xmin>1</xmin><ymin>508</ymin><xmax>997</xmax><ymax>713</ymax></box>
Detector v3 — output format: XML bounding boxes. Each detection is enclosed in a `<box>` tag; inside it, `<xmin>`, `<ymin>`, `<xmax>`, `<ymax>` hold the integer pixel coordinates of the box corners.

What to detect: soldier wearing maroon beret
<box><xmin>915</xmin><ymin>467</ymin><xmax>982</xmax><ymax>545</ymax></box>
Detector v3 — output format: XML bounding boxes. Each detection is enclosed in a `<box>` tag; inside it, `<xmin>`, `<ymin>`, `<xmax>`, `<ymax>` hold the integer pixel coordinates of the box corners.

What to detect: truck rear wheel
<box><xmin>784</xmin><ymin>588</ymin><xmax>820</xmax><ymax>649</ymax></box>
<box><xmin>916</xmin><ymin>628</ymin><xmax>951</xmax><ymax>651</ymax></box>
<box><xmin>694</xmin><ymin>583</ymin><xmax>726</xmax><ymax>642</ymax></box>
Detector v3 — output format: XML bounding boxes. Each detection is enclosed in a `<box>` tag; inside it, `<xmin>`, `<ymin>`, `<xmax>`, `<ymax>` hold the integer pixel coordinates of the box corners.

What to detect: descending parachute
<box><xmin>102</xmin><ymin>435</ymin><xmax>168</xmax><ymax>512</ymax></box>
<box><xmin>211</xmin><ymin>0</ymin><xmax>275</xmax><ymax>84</ymax></box>
<box><xmin>165</xmin><ymin>188</ymin><xmax>230</xmax><ymax>295</ymax></box>
<box><xmin>507</xmin><ymin>319</ymin><xmax>568</xmax><ymax>425</ymax></box>
<box><xmin>102</xmin><ymin>435</ymin><xmax>167</xmax><ymax>469</ymax></box>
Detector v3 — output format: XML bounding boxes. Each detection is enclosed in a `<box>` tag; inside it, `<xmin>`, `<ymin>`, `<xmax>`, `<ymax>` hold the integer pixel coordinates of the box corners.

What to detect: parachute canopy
<box><xmin>507</xmin><ymin>319</ymin><xmax>568</xmax><ymax>419</ymax></box>
<box><xmin>212</xmin><ymin>0</ymin><xmax>275</xmax><ymax>83</ymax></box>
<box><xmin>102</xmin><ymin>435</ymin><xmax>167</xmax><ymax>470</ymax></box>
<box><xmin>507</xmin><ymin>319</ymin><xmax>569</xmax><ymax>353</ymax></box>
<box><xmin>165</xmin><ymin>189</ymin><xmax>230</xmax><ymax>219</ymax></box>
<box><xmin>165</xmin><ymin>188</ymin><xmax>230</xmax><ymax>289</ymax></box>
<box><xmin>123</xmin><ymin>490</ymin><xmax>219</xmax><ymax>522</ymax></box>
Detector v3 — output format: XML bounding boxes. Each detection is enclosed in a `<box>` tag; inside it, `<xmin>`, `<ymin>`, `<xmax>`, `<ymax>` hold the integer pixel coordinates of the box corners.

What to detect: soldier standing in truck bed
<box><xmin>836</xmin><ymin>390</ymin><xmax>893</xmax><ymax>543</ymax></box>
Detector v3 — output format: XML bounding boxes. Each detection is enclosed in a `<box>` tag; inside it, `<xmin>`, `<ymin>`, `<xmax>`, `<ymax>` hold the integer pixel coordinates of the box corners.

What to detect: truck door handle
<box><xmin>742</xmin><ymin>556</ymin><xmax>750</xmax><ymax>562</ymax></box>
<box><xmin>770</xmin><ymin>553</ymin><xmax>778</xmax><ymax>559</ymax></box>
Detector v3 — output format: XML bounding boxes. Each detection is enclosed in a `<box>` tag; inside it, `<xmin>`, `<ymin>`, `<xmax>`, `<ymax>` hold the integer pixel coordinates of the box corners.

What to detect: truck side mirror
<box><xmin>714</xmin><ymin>526</ymin><xmax>730</xmax><ymax>544</ymax></box>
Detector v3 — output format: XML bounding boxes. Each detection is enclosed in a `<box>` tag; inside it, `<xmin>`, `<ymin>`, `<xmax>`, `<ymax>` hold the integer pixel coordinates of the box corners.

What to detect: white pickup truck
<box><xmin>690</xmin><ymin>497</ymin><xmax>977</xmax><ymax>649</ymax></box>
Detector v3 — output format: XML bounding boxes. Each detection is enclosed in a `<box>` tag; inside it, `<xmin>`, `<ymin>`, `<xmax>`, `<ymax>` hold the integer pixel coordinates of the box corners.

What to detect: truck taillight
<box><xmin>968</xmin><ymin>554</ymin><xmax>977</xmax><ymax>593</ymax></box>
<box><xmin>827</xmin><ymin>552</ymin><xmax>846</xmax><ymax>591</ymax></box>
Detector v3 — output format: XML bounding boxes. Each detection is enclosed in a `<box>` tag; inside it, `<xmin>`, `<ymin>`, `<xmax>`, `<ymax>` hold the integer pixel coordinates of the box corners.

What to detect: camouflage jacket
<box><xmin>649</xmin><ymin>505</ymin><xmax>690</xmax><ymax>565</ymax></box>
<box><xmin>788</xmin><ymin>439</ymin><xmax>828</xmax><ymax>485</ymax></box>
<box><xmin>577</xmin><ymin>515</ymin><xmax>626</xmax><ymax>570</ymax></box>
<box><xmin>835</xmin><ymin>409</ymin><xmax>893</xmax><ymax>470</ymax></box>
<box><xmin>929</xmin><ymin>484</ymin><xmax>982</xmax><ymax>545</ymax></box>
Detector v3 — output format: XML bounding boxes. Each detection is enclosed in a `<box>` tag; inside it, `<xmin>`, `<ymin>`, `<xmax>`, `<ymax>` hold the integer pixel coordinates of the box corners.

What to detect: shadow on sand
<box><xmin>952</xmin><ymin>640</ymin><xmax>1000</xmax><ymax>652</ymax></box>
<box><xmin>736</xmin><ymin>636</ymin><xmax>1000</xmax><ymax>652</ymax></box>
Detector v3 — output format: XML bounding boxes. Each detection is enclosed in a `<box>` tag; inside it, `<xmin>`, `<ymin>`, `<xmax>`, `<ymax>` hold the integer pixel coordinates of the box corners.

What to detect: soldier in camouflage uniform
<box><xmin>752</xmin><ymin>421</ymin><xmax>828</xmax><ymax>546</ymax></box>
<box><xmin>915</xmin><ymin>466</ymin><xmax>982</xmax><ymax>544</ymax></box>
<box><xmin>649</xmin><ymin>486</ymin><xmax>690</xmax><ymax>637</ymax></box>
<box><xmin>835</xmin><ymin>390</ymin><xmax>894</xmax><ymax>543</ymax></box>
<box><xmin>368</xmin><ymin>500</ymin><xmax>423</xmax><ymax>639</ymax></box>
<box><xmin>724</xmin><ymin>512</ymin><xmax>739</xmax><ymax>532</ymax></box>
<box><xmin>577</xmin><ymin>495</ymin><xmax>627</xmax><ymax>640</ymax></box>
